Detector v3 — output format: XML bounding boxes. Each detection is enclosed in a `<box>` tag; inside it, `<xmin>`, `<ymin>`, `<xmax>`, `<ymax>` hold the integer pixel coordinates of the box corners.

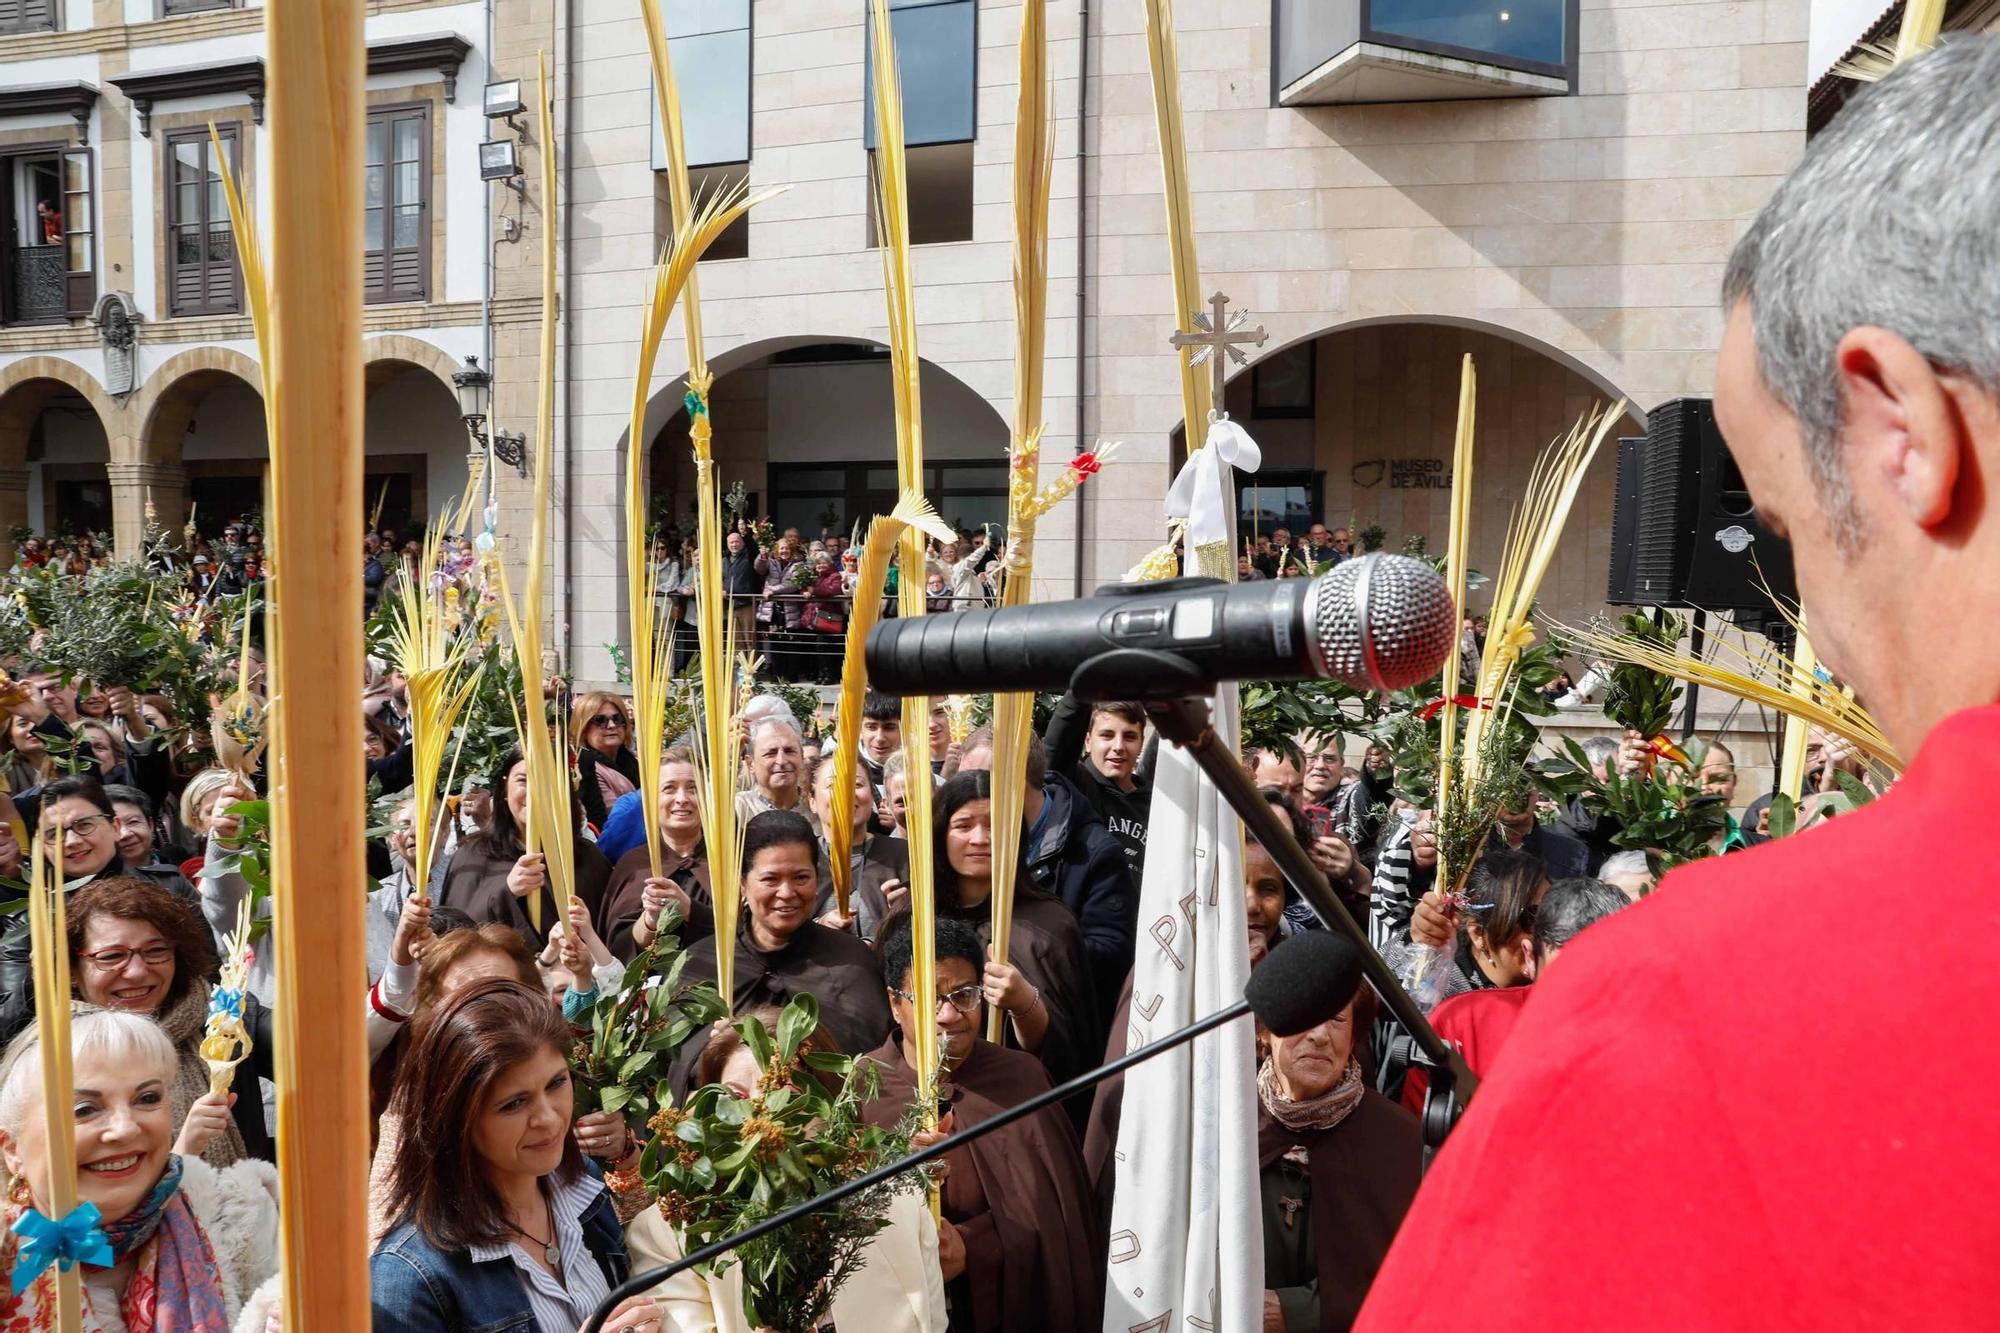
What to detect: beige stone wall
<box><xmin>560</xmin><ymin>0</ymin><xmax>1807</xmax><ymax>684</ymax></box>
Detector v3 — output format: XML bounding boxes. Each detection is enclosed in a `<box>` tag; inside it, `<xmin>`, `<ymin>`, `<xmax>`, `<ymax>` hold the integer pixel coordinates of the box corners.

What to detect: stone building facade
<box><xmin>0</xmin><ymin>0</ymin><xmax>1815</xmax><ymax>710</ymax></box>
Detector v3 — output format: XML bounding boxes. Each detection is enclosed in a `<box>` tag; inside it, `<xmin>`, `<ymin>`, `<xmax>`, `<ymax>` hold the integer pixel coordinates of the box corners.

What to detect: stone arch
<box><xmin>0</xmin><ymin>355</ymin><xmax>117</xmax><ymax>467</ymax></box>
<box><xmin>363</xmin><ymin>333</ymin><xmax>463</xmax><ymax>396</ymax></box>
<box><xmin>363</xmin><ymin>334</ymin><xmax>474</xmax><ymax>529</ymax></box>
<box><xmin>1165</xmin><ymin>315</ymin><xmax>1645</xmax><ymax>631</ymax></box>
<box><xmin>132</xmin><ymin>346</ymin><xmax>265</xmax><ymax>467</ymax></box>
<box><xmin>0</xmin><ymin>357</ymin><xmax>117</xmax><ymax>545</ymax></box>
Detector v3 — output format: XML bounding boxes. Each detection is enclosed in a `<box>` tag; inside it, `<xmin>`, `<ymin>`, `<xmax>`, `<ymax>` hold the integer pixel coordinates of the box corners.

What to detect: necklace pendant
<box><xmin>546</xmin><ymin>1244</ymin><xmax>561</xmax><ymax>1266</ymax></box>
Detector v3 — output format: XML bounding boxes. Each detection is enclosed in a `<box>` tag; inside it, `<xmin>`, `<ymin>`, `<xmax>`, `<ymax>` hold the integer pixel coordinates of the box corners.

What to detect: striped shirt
<box><xmin>466</xmin><ymin>1170</ymin><xmax>613</xmax><ymax>1333</ymax></box>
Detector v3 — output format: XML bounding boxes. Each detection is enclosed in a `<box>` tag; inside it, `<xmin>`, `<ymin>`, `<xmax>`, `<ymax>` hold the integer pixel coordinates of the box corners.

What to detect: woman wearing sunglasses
<box><xmin>570</xmin><ymin>692</ymin><xmax>642</xmax><ymax>832</ymax></box>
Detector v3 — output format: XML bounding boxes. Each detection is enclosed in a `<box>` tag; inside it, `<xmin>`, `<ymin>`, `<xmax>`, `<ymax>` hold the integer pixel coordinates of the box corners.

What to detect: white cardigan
<box><xmin>627</xmin><ymin>1188</ymin><xmax>948</xmax><ymax>1333</ymax></box>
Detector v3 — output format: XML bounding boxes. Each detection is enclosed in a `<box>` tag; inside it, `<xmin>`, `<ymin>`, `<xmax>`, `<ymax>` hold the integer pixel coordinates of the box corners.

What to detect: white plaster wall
<box><xmin>363</xmin><ymin>364</ymin><xmax>473</xmax><ymax>515</ymax></box>
<box><xmin>0</xmin><ymin>347</ymin><xmax>108</xmax><ymax>385</ymax></box>
<box><xmin>764</xmin><ymin>360</ymin><xmax>1007</xmax><ymax>464</ymax></box>
<box><xmin>179</xmin><ymin>377</ymin><xmax>265</xmax><ymax>457</ymax></box>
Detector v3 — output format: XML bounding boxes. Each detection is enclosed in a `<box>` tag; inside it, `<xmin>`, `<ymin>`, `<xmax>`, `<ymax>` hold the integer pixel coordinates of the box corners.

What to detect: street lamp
<box><xmin>453</xmin><ymin>354</ymin><xmax>527</xmax><ymax>479</ymax></box>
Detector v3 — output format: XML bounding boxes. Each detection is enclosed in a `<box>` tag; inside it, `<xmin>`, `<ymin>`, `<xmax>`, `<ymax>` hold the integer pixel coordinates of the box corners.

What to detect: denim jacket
<box><xmin>369</xmin><ymin>1171</ymin><xmax>630</xmax><ymax>1332</ymax></box>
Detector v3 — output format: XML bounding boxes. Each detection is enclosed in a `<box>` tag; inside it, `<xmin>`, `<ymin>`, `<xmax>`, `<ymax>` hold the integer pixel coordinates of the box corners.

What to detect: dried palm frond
<box><xmin>25</xmin><ymin>829</ymin><xmax>83</xmax><ymax>1323</ymax></box>
<box><xmin>1141</xmin><ymin>0</ymin><xmax>1214</xmax><ymax>434</ymax></box>
<box><xmin>1444</xmin><ymin>400</ymin><xmax>1619</xmax><ymax>897</ymax></box>
<box><xmin>493</xmin><ymin>557</ymin><xmax>572</xmax><ymax>936</ymax></box>
<box><xmin>1555</xmin><ymin>613</ymin><xmax>1900</xmax><ymax>776</ymax></box>
<box><xmin>622</xmin><ymin>151</ymin><xmax>766</xmax><ymax>882</ymax></box>
<box><xmin>386</xmin><ymin>523</ymin><xmax>485</xmax><ymax>897</ymax></box>
<box><xmin>828</xmin><ymin>491</ymin><xmax>952</xmax><ymax>916</ymax></box>
<box><xmin>870</xmin><ymin>0</ymin><xmax>939</xmax><ymax>1125</ymax></box>
<box><xmin>1433</xmin><ymin>355</ymin><xmax>1478</xmax><ymax>862</ymax></box>
<box><xmin>1833</xmin><ymin>0</ymin><xmax>1946</xmax><ymax>81</ymax></box>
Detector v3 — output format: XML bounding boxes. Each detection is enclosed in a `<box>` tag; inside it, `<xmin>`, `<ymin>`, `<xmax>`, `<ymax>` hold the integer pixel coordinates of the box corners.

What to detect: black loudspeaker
<box><xmin>1610</xmin><ymin>398</ymin><xmax>1796</xmax><ymax>617</ymax></box>
<box><xmin>1606</xmin><ymin>436</ymin><xmax>1645</xmax><ymax>606</ymax></box>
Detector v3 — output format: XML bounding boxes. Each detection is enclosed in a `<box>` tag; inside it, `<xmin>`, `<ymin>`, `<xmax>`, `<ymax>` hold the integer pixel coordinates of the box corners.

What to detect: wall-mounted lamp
<box><xmin>453</xmin><ymin>354</ymin><xmax>528</xmax><ymax>479</ymax></box>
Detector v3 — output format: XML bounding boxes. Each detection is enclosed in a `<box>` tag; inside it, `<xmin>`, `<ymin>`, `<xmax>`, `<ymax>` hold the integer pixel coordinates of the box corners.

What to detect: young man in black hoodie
<box><xmin>1043</xmin><ymin>694</ymin><xmax>1152</xmax><ymax>878</ymax></box>
<box><xmin>960</xmin><ymin>723</ymin><xmax>1136</xmax><ymax>1027</ymax></box>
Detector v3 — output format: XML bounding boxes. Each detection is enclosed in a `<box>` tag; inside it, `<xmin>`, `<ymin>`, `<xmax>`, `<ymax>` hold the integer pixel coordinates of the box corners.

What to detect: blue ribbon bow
<box><xmin>210</xmin><ymin>987</ymin><xmax>245</xmax><ymax>1021</ymax></box>
<box><xmin>10</xmin><ymin>1201</ymin><xmax>113</xmax><ymax>1294</ymax></box>
<box><xmin>683</xmin><ymin>390</ymin><xmax>708</xmax><ymax>419</ymax></box>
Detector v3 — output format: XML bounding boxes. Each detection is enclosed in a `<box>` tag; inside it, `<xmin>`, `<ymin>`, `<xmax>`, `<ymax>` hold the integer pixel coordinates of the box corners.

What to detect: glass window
<box><xmin>1240</xmin><ymin>471</ymin><xmax>1323</xmax><ymax>539</ymax></box>
<box><xmin>652</xmin><ymin>0</ymin><xmax>752</xmax><ymax>170</ymax></box>
<box><xmin>865</xmin><ymin>0</ymin><xmax>976</xmax><ymax>149</ymax></box>
<box><xmin>1369</xmin><ymin>0</ymin><xmax>1565</xmax><ymax>69</ymax></box>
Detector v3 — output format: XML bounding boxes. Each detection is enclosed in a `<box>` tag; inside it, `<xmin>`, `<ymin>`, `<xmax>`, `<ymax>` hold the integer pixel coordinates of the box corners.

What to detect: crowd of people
<box><xmin>0</xmin><ymin>614</ymin><xmax>1766</xmax><ymax>1331</ymax></box>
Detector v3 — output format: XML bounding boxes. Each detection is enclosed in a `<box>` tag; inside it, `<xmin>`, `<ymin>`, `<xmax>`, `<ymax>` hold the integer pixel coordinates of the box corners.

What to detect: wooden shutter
<box><xmin>0</xmin><ymin>0</ymin><xmax>56</xmax><ymax>35</ymax></box>
<box><xmin>167</xmin><ymin>129</ymin><xmax>241</xmax><ymax>318</ymax></box>
<box><xmin>61</xmin><ymin>148</ymin><xmax>94</xmax><ymax>319</ymax></box>
<box><xmin>364</xmin><ymin>105</ymin><xmax>429</xmax><ymax>305</ymax></box>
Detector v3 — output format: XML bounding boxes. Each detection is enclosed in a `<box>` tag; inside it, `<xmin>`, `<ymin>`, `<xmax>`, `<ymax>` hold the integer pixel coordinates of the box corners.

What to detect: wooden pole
<box><xmin>264</xmin><ymin>0</ymin><xmax>370</xmax><ymax>1324</ymax></box>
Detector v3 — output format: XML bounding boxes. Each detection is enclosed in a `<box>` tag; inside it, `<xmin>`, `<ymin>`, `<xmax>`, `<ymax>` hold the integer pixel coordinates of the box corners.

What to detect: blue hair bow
<box><xmin>10</xmin><ymin>1200</ymin><xmax>113</xmax><ymax>1294</ymax></box>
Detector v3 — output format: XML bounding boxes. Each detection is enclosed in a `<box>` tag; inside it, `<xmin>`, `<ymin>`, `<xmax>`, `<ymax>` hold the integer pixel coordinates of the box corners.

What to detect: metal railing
<box><xmin>657</xmin><ymin>589</ymin><xmax>993</xmax><ymax>683</ymax></box>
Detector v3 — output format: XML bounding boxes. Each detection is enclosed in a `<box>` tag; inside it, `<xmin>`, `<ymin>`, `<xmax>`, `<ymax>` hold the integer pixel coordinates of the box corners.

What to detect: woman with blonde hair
<box><xmin>571</xmin><ymin>690</ymin><xmax>641</xmax><ymax>830</ymax></box>
<box><xmin>0</xmin><ymin>1009</ymin><xmax>280</xmax><ymax>1330</ymax></box>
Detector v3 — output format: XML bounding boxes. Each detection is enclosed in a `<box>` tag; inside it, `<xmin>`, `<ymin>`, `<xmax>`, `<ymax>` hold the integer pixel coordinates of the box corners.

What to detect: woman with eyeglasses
<box><xmin>440</xmin><ymin>748</ymin><xmax>614</xmax><ymax>951</ymax></box>
<box><xmin>860</xmin><ymin>915</ymin><xmax>1101</xmax><ymax>1333</ymax></box>
<box><xmin>4</xmin><ymin>876</ymin><xmax>272</xmax><ymax>1166</ymax></box>
<box><xmin>0</xmin><ymin>776</ymin><xmax>219</xmax><ymax>1035</ymax></box>
<box><xmin>0</xmin><ymin>1008</ymin><xmax>281</xmax><ymax>1331</ymax></box>
<box><xmin>571</xmin><ymin>691</ymin><xmax>642</xmax><ymax>832</ymax></box>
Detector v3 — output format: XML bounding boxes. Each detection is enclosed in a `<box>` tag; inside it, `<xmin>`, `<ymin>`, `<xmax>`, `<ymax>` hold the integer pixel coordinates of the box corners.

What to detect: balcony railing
<box><xmin>11</xmin><ymin>244</ymin><xmax>65</xmax><ymax>323</ymax></box>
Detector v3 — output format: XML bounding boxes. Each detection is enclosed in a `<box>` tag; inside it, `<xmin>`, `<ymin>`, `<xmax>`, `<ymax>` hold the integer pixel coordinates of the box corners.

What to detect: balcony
<box><xmin>9</xmin><ymin>245</ymin><xmax>65</xmax><ymax>323</ymax></box>
<box><xmin>1272</xmin><ymin>0</ymin><xmax>1573</xmax><ymax>106</ymax></box>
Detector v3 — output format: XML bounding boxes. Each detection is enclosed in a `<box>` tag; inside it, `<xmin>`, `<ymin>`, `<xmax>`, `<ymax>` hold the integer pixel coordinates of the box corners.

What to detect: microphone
<box><xmin>580</xmin><ymin>931</ymin><xmax>1357</xmax><ymax>1332</ymax></box>
<box><xmin>864</xmin><ymin>552</ymin><xmax>1456</xmax><ymax>700</ymax></box>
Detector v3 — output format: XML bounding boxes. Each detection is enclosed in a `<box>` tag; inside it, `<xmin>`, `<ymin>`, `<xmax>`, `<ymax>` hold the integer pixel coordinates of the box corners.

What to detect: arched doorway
<box><xmin>364</xmin><ymin>337</ymin><xmax>473</xmax><ymax>538</ymax></box>
<box><xmin>0</xmin><ymin>358</ymin><xmax>117</xmax><ymax>548</ymax></box>
<box><xmin>644</xmin><ymin>338</ymin><xmax>1011</xmax><ymax>543</ymax></box>
<box><xmin>1167</xmin><ymin>319</ymin><xmax>1643</xmax><ymax>630</ymax></box>
<box><xmin>136</xmin><ymin>348</ymin><xmax>267</xmax><ymax>540</ymax></box>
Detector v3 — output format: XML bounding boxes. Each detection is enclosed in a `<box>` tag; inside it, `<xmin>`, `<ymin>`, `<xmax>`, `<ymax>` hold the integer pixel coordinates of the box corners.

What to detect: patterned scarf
<box><xmin>1</xmin><ymin>1156</ymin><xmax>232</xmax><ymax>1332</ymax></box>
<box><xmin>1258</xmin><ymin>1055</ymin><xmax>1365</xmax><ymax>1149</ymax></box>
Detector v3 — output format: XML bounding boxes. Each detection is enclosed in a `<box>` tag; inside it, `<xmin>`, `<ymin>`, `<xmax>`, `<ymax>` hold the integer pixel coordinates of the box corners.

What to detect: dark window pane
<box><xmin>393</xmin><ymin>204</ymin><xmax>421</xmax><ymax>248</ymax></box>
<box><xmin>177</xmin><ymin>232</ymin><xmax>201</xmax><ymax>265</ymax></box>
<box><xmin>672</xmin><ymin>29</ymin><xmax>751</xmax><ymax>166</ymax></box>
<box><xmin>365</xmin><ymin>205</ymin><xmax>384</xmax><ymax>251</ymax></box>
<box><xmin>1370</xmin><ymin>0</ymin><xmax>1564</xmax><ymax>67</ymax></box>
<box><xmin>365</xmin><ymin>164</ymin><xmax>386</xmax><ymax>211</ymax></box>
<box><xmin>866</xmin><ymin>0</ymin><xmax>974</xmax><ymax>149</ymax></box>
<box><xmin>207</xmin><ymin>227</ymin><xmax>233</xmax><ymax>264</ymax></box>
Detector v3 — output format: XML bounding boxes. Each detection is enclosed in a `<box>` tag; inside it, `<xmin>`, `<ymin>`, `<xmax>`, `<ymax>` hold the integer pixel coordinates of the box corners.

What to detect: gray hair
<box><xmin>1722</xmin><ymin>35</ymin><xmax>2000</xmax><ymax>549</ymax></box>
<box><xmin>1598</xmin><ymin>850</ymin><xmax>1652</xmax><ymax>880</ymax></box>
<box><xmin>0</xmin><ymin>1010</ymin><xmax>176</xmax><ymax>1137</ymax></box>
<box><xmin>1532</xmin><ymin>877</ymin><xmax>1631</xmax><ymax>959</ymax></box>
<box><xmin>1577</xmin><ymin>735</ymin><xmax>1618</xmax><ymax>772</ymax></box>
<box><xmin>747</xmin><ymin>714</ymin><xmax>801</xmax><ymax>749</ymax></box>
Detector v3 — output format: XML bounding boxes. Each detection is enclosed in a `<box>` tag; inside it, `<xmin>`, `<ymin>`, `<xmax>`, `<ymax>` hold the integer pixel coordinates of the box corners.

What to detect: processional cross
<box><xmin>1169</xmin><ymin>290</ymin><xmax>1268</xmax><ymax>415</ymax></box>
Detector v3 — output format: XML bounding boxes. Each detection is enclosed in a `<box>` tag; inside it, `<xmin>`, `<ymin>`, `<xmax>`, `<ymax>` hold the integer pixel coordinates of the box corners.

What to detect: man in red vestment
<box><xmin>1362</xmin><ymin>38</ymin><xmax>2000</xmax><ymax>1330</ymax></box>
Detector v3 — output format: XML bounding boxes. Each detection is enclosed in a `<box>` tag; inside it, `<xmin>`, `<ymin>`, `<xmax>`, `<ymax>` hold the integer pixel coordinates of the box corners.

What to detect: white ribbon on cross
<box><xmin>1164</xmin><ymin>416</ymin><xmax>1262</xmax><ymax>547</ymax></box>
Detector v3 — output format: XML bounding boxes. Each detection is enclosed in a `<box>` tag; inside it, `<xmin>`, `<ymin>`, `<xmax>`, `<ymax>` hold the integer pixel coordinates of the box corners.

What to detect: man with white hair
<box><xmin>1366</xmin><ymin>38</ymin><xmax>2000</xmax><ymax>1326</ymax></box>
<box><xmin>1595</xmin><ymin>849</ymin><xmax>1654</xmax><ymax>901</ymax></box>
<box><xmin>735</xmin><ymin>713</ymin><xmax>807</xmax><ymax>826</ymax></box>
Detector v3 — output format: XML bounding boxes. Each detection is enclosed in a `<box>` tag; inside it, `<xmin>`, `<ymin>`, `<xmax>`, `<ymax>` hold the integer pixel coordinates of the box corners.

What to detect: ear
<box><xmin>1835</xmin><ymin>327</ymin><xmax>1961</xmax><ymax>528</ymax></box>
<box><xmin>0</xmin><ymin>1129</ymin><xmax>21</xmax><ymax>1183</ymax></box>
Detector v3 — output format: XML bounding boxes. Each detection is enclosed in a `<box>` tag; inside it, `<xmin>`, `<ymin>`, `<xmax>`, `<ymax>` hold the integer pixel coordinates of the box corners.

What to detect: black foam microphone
<box><xmin>864</xmin><ymin>552</ymin><xmax>1456</xmax><ymax>700</ymax></box>
<box><xmin>580</xmin><ymin>931</ymin><xmax>1354</xmax><ymax>1332</ymax></box>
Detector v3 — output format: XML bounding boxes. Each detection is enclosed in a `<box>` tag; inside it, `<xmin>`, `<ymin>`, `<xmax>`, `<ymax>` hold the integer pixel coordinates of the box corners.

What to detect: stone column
<box><xmin>106</xmin><ymin>460</ymin><xmax>188</xmax><ymax>558</ymax></box>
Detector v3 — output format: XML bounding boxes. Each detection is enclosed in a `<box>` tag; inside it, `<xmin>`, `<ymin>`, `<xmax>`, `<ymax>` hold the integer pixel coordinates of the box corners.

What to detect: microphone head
<box><xmin>1245</xmin><ymin>930</ymin><xmax>1367</xmax><ymax>1037</ymax></box>
<box><xmin>1305</xmin><ymin>553</ymin><xmax>1457</xmax><ymax>692</ymax></box>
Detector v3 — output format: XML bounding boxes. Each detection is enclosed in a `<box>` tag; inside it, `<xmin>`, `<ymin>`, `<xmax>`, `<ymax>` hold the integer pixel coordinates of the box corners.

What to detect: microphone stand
<box><xmin>1069</xmin><ymin>649</ymin><xmax>1478</xmax><ymax>1162</ymax></box>
<box><xmin>581</xmin><ymin>997</ymin><xmax>1253</xmax><ymax>1333</ymax></box>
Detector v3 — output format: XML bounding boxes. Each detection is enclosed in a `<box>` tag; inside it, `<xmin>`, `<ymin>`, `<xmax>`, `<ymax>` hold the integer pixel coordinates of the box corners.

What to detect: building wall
<box><xmin>560</xmin><ymin>0</ymin><xmax>1808</xmax><ymax>684</ymax></box>
<box><xmin>0</xmin><ymin>0</ymin><xmax>513</xmax><ymax>553</ymax></box>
